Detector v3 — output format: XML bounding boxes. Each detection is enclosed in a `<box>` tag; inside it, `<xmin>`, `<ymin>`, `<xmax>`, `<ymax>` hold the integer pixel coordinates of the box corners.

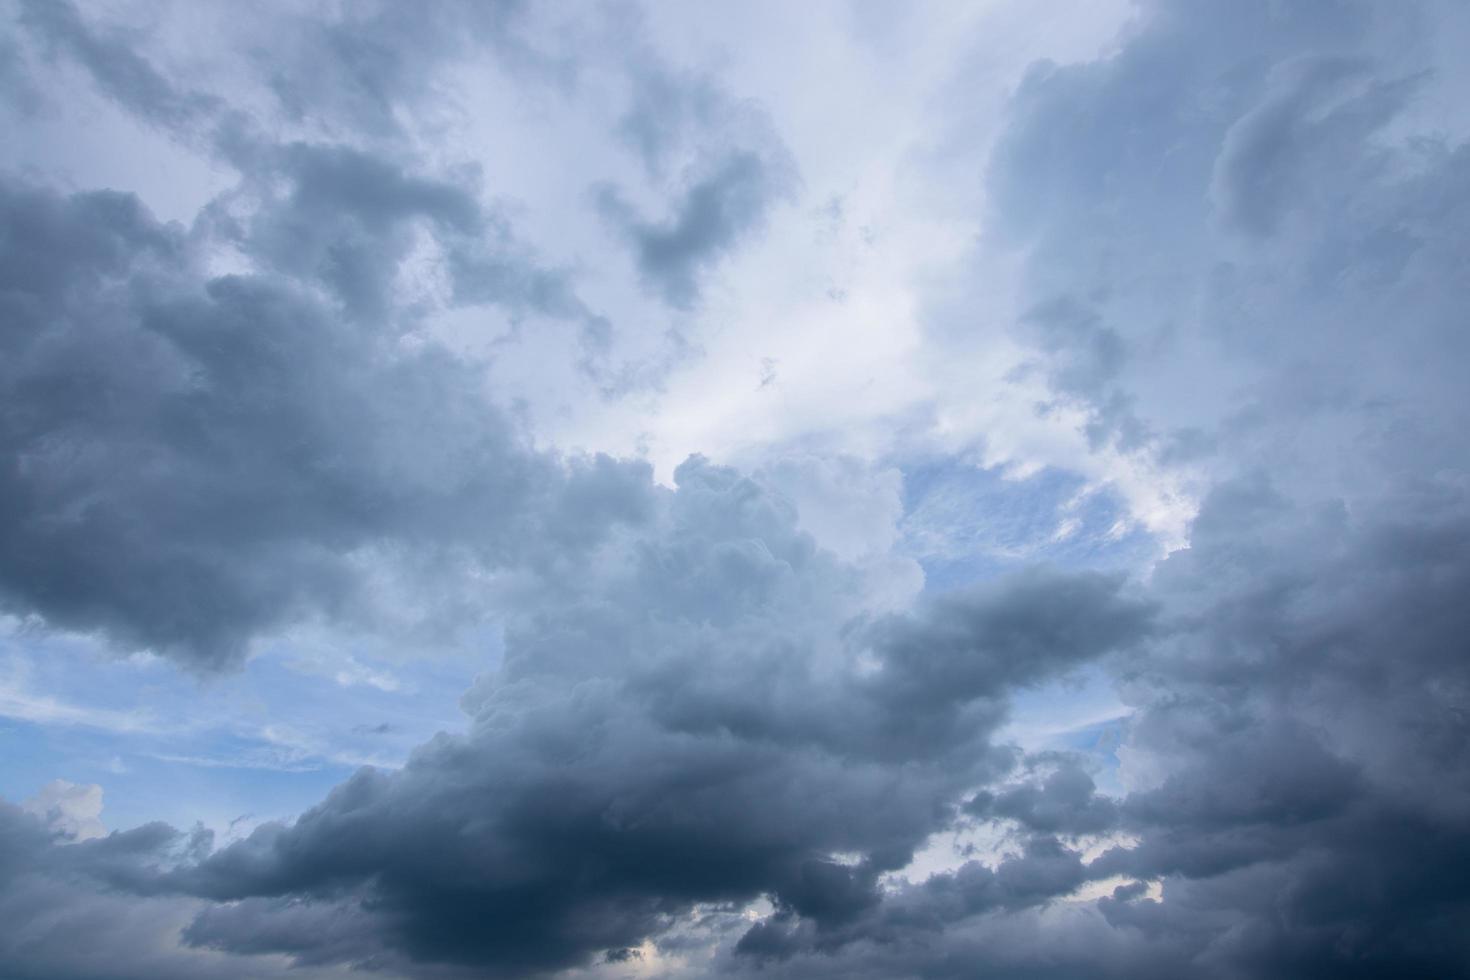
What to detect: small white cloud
<box><xmin>332</xmin><ymin>660</ymin><xmax>402</xmax><ymax>692</ymax></box>
<box><xmin>21</xmin><ymin>779</ymin><xmax>107</xmax><ymax>841</ymax></box>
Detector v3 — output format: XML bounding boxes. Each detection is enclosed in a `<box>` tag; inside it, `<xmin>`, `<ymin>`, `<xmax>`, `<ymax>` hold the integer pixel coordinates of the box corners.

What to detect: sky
<box><xmin>1</xmin><ymin>0</ymin><xmax>1468</xmax><ymax>977</ymax></box>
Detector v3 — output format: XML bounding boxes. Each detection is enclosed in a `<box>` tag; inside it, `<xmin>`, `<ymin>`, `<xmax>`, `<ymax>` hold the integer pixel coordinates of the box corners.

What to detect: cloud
<box><xmin>2</xmin><ymin>0</ymin><xmax>1469</xmax><ymax>977</ymax></box>
<box><xmin>687</xmin><ymin>478</ymin><xmax>1470</xmax><ymax>976</ymax></box>
<box><xmin>17</xmin><ymin>0</ymin><xmax>545</xmax><ymax>144</ymax></box>
<box><xmin>17</xmin><ymin>0</ymin><xmax>221</xmax><ymax>132</ymax></box>
<box><xmin>598</xmin><ymin>149</ymin><xmax>796</xmax><ymax>310</ymax></box>
<box><xmin>9</xmin><ymin>0</ymin><xmax>804</xmax><ymax>435</ymax></box>
<box><xmin>0</xmin><ymin>798</ymin><xmax>372</xmax><ymax>980</ymax></box>
<box><xmin>966</xmin><ymin>759</ymin><xmax>1118</xmax><ymax>836</ymax></box>
<box><xmin>246</xmin><ymin>0</ymin><xmax>549</xmax><ymax>140</ymax></box>
<box><xmin>20</xmin><ymin>779</ymin><xmax>106</xmax><ymax>841</ymax></box>
<box><xmin>596</xmin><ymin>45</ymin><xmax>799</xmax><ymax>310</ymax></box>
<box><xmin>0</xmin><ymin>174</ymin><xmax>653</xmax><ymax>669</ymax></box>
<box><xmin>1207</xmin><ymin>54</ymin><xmax>1420</xmax><ymax>237</ymax></box>
<box><xmin>713</xmin><ymin>2</ymin><xmax>1470</xmax><ymax>972</ymax></box>
<box><xmin>984</xmin><ymin>0</ymin><xmax>1470</xmax><ymax>496</ymax></box>
<box><xmin>151</xmin><ymin>456</ymin><xmax>1147</xmax><ymax>975</ymax></box>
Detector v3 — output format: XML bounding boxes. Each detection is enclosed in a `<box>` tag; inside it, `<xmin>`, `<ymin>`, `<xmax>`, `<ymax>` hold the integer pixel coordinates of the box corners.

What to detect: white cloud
<box><xmin>21</xmin><ymin>779</ymin><xmax>107</xmax><ymax>841</ymax></box>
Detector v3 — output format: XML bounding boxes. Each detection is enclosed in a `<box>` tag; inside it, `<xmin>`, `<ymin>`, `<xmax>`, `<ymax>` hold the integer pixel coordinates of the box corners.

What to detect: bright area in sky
<box><xmin>2</xmin><ymin>0</ymin><xmax>1470</xmax><ymax>977</ymax></box>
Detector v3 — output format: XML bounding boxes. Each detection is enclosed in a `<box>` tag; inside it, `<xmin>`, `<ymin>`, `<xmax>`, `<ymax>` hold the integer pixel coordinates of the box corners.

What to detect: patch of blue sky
<box><xmin>1058</xmin><ymin>717</ymin><xmax>1129</xmax><ymax>798</ymax></box>
<box><xmin>0</xmin><ymin>618</ymin><xmax>490</xmax><ymax>836</ymax></box>
<box><xmin>1001</xmin><ymin>664</ymin><xmax>1132</xmax><ymax>797</ymax></box>
<box><xmin>0</xmin><ymin>717</ymin><xmax>353</xmax><ymax>835</ymax></box>
<box><xmin>898</xmin><ymin>456</ymin><xmax>1158</xmax><ymax>593</ymax></box>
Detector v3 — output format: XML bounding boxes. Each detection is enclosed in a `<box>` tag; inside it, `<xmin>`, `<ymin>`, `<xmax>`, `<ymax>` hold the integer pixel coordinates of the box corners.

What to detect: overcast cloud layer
<box><xmin>2</xmin><ymin>1</ymin><xmax>1469</xmax><ymax>978</ymax></box>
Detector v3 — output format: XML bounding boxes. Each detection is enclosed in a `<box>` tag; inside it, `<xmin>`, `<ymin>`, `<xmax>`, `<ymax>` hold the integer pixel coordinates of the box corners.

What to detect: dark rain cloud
<box><xmin>1083</xmin><ymin>483</ymin><xmax>1470</xmax><ymax>978</ymax></box>
<box><xmin>0</xmin><ymin>457</ymin><xmax>1153</xmax><ymax>977</ymax></box>
<box><xmin>0</xmin><ymin>800</ymin><xmax>344</xmax><ymax>980</ymax></box>
<box><xmin>156</xmin><ymin>457</ymin><xmax>1148</xmax><ymax>975</ymax></box>
<box><xmin>2</xmin><ymin>0</ymin><xmax>1470</xmax><ymax>977</ymax></box>
<box><xmin>965</xmin><ymin>759</ymin><xmax>1119</xmax><ymax>837</ymax></box>
<box><xmin>699</xmin><ymin>477</ymin><xmax>1470</xmax><ymax>980</ymax></box>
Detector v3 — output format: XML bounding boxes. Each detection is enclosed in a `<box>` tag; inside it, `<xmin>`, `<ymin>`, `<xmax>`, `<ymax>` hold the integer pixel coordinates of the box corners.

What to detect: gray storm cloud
<box><xmin>1</xmin><ymin>0</ymin><xmax>1468</xmax><ymax>978</ymax></box>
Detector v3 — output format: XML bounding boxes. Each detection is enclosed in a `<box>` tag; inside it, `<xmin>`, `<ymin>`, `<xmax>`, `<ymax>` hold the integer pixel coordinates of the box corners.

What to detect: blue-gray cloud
<box><xmin>2</xmin><ymin>0</ymin><xmax>1469</xmax><ymax>977</ymax></box>
<box><xmin>0</xmin><ymin>173</ymin><xmax>649</xmax><ymax>669</ymax></box>
<box><xmin>0</xmin><ymin>455</ymin><xmax>1151</xmax><ymax>976</ymax></box>
<box><xmin>597</xmin><ymin>48</ymin><xmax>798</xmax><ymax>310</ymax></box>
<box><xmin>597</xmin><ymin>150</ymin><xmax>796</xmax><ymax>310</ymax></box>
<box><xmin>155</xmin><ymin>457</ymin><xmax>1146</xmax><ymax>975</ymax></box>
<box><xmin>18</xmin><ymin>0</ymin><xmax>221</xmax><ymax>131</ymax></box>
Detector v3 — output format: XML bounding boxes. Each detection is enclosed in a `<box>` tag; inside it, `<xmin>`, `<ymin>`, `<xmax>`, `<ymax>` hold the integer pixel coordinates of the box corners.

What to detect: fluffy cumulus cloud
<box><xmin>2</xmin><ymin>0</ymin><xmax>1468</xmax><ymax>978</ymax></box>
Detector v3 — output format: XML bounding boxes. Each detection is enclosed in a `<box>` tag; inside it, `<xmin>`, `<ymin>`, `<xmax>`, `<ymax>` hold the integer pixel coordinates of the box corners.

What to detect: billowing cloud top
<box><xmin>2</xmin><ymin>1</ymin><xmax>1468</xmax><ymax>978</ymax></box>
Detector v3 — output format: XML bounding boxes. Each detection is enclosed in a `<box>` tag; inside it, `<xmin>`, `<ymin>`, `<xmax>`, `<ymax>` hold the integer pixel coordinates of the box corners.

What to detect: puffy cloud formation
<box><xmin>0</xmin><ymin>455</ymin><xmax>1150</xmax><ymax>976</ymax></box>
<box><xmin>163</xmin><ymin>467</ymin><xmax>1148</xmax><ymax>975</ymax></box>
<box><xmin>0</xmin><ymin>171</ymin><xmax>646</xmax><ymax>669</ymax></box>
<box><xmin>1</xmin><ymin>0</ymin><xmax>1468</xmax><ymax>978</ymax></box>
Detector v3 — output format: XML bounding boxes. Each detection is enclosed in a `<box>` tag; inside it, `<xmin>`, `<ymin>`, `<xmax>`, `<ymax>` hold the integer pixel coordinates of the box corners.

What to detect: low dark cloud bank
<box><xmin>2</xmin><ymin>0</ymin><xmax>1469</xmax><ymax>978</ymax></box>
